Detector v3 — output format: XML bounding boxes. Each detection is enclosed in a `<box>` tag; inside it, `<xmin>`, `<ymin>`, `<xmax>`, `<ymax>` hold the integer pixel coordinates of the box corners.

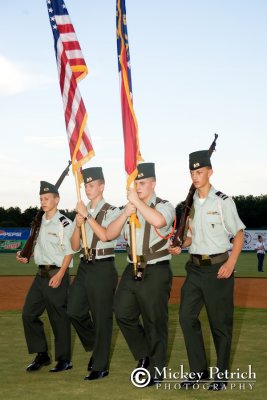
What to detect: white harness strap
<box><xmin>217</xmin><ymin>197</ymin><xmax>231</xmax><ymax>235</ymax></box>
<box><xmin>58</xmin><ymin>220</ymin><xmax>64</xmax><ymax>248</ymax></box>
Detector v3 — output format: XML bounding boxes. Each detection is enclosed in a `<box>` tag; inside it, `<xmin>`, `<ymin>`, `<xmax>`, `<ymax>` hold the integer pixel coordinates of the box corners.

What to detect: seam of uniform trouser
<box><xmin>179</xmin><ymin>260</ymin><xmax>234</xmax><ymax>373</ymax></box>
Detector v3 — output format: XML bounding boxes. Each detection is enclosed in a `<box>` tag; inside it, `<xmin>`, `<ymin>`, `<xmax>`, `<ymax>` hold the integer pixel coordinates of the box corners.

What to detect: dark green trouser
<box><xmin>114</xmin><ymin>263</ymin><xmax>172</xmax><ymax>375</ymax></box>
<box><xmin>67</xmin><ymin>260</ymin><xmax>118</xmax><ymax>371</ymax></box>
<box><xmin>22</xmin><ymin>271</ymin><xmax>71</xmax><ymax>361</ymax></box>
<box><xmin>179</xmin><ymin>260</ymin><xmax>234</xmax><ymax>378</ymax></box>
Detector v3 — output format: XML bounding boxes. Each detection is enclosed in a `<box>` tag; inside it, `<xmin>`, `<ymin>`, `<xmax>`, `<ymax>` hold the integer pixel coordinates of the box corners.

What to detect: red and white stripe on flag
<box><xmin>47</xmin><ymin>0</ymin><xmax>94</xmax><ymax>177</ymax></box>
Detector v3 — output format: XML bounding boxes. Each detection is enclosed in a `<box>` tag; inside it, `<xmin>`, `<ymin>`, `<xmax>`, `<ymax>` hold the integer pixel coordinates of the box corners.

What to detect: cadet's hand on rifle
<box><xmin>75</xmin><ymin>200</ymin><xmax>87</xmax><ymax>219</ymax></box>
<box><xmin>16</xmin><ymin>251</ymin><xmax>28</xmax><ymax>264</ymax></box>
<box><xmin>124</xmin><ymin>202</ymin><xmax>136</xmax><ymax>217</ymax></box>
<box><xmin>217</xmin><ymin>260</ymin><xmax>235</xmax><ymax>279</ymax></box>
<box><xmin>49</xmin><ymin>270</ymin><xmax>64</xmax><ymax>288</ymax></box>
<box><xmin>168</xmin><ymin>244</ymin><xmax>182</xmax><ymax>255</ymax></box>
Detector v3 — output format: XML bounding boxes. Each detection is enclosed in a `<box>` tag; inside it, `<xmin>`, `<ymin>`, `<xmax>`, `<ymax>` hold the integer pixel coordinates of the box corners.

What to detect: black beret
<box><xmin>189</xmin><ymin>150</ymin><xmax>212</xmax><ymax>170</ymax></box>
<box><xmin>136</xmin><ymin>163</ymin><xmax>156</xmax><ymax>180</ymax></box>
<box><xmin>82</xmin><ymin>167</ymin><xmax>105</xmax><ymax>183</ymax></box>
<box><xmin>39</xmin><ymin>181</ymin><xmax>59</xmax><ymax>195</ymax></box>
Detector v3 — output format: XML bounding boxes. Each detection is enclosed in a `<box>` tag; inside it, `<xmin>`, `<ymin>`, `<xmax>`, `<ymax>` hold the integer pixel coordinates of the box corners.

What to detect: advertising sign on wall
<box><xmin>0</xmin><ymin>228</ymin><xmax>30</xmax><ymax>252</ymax></box>
<box><xmin>0</xmin><ymin>228</ymin><xmax>266</xmax><ymax>253</ymax></box>
<box><xmin>243</xmin><ymin>230</ymin><xmax>267</xmax><ymax>251</ymax></box>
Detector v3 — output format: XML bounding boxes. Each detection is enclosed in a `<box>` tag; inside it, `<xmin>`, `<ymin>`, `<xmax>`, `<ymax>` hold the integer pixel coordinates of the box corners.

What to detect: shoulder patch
<box><xmin>59</xmin><ymin>215</ymin><xmax>70</xmax><ymax>227</ymax></box>
<box><xmin>215</xmin><ymin>191</ymin><xmax>229</xmax><ymax>200</ymax></box>
<box><xmin>155</xmin><ymin>197</ymin><xmax>168</xmax><ymax>204</ymax></box>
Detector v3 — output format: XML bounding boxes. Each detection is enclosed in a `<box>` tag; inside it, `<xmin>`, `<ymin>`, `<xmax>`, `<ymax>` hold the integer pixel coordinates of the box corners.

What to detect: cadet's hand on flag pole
<box><xmin>75</xmin><ymin>200</ymin><xmax>87</xmax><ymax>219</ymax></box>
<box><xmin>76</xmin><ymin>214</ymin><xmax>85</xmax><ymax>228</ymax></box>
<box><xmin>127</xmin><ymin>188</ymin><xmax>139</xmax><ymax>205</ymax></box>
<box><xmin>124</xmin><ymin>202</ymin><xmax>137</xmax><ymax>217</ymax></box>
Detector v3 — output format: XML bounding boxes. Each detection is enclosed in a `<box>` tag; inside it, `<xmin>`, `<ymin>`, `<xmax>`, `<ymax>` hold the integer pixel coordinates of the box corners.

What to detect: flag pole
<box><xmin>46</xmin><ymin>0</ymin><xmax>94</xmax><ymax>260</ymax></box>
<box><xmin>74</xmin><ymin>171</ymin><xmax>88</xmax><ymax>258</ymax></box>
<box><xmin>130</xmin><ymin>217</ymin><xmax>137</xmax><ymax>275</ymax></box>
<box><xmin>117</xmin><ymin>0</ymin><xmax>141</xmax><ymax>278</ymax></box>
<box><xmin>129</xmin><ymin>178</ymin><xmax>138</xmax><ymax>276</ymax></box>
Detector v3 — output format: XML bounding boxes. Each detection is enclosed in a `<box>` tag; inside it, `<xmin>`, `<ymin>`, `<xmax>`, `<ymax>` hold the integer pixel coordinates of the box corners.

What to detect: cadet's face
<box><xmin>190</xmin><ymin>167</ymin><xmax>213</xmax><ymax>189</ymax></box>
<box><xmin>40</xmin><ymin>193</ymin><xmax>59</xmax><ymax>212</ymax></box>
<box><xmin>135</xmin><ymin>178</ymin><xmax>156</xmax><ymax>202</ymax></box>
<box><xmin>84</xmin><ymin>180</ymin><xmax>104</xmax><ymax>200</ymax></box>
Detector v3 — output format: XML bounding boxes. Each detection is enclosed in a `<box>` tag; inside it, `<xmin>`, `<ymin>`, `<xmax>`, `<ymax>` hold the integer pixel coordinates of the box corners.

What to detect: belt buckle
<box><xmin>133</xmin><ymin>256</ymin><xmax>146</xmax><ymax>281</ymax></box>
<box><xmin>40</xmin><ymin>270</ymin><xmax>50</xmax><ymax>278</ymax></box>
<box><xmin>88</xmin><ymin>248</ymin><xmax>95</xmax><ymax>263</ymax></box>
<box><xmin>88</xmin><ymin>248</ymin><xmax>93</xmax><ymax>261</ymax></box>
<box><xmin>201</xmin><ymin>255</ymin><xmax>210</xmax><ymax>260</ymax></box>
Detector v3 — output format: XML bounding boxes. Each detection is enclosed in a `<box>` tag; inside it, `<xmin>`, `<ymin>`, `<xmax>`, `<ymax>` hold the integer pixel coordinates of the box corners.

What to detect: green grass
<box><xmin>0</xmin><ymin>252</ymin><xmax>266</xmax><ymax>278</ymax></box>
<box><xmin>0</xmin><ymin>306</ymin><xmax>266</xmax><ymax>399</ymax></box>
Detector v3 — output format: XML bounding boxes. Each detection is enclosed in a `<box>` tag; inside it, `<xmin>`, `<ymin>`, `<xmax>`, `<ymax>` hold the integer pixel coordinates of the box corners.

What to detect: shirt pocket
<box><xmin>206</xmin><ymin>214</ymin><xmax>222</xmax><ymax>228</ymax></box>
<box><xmin>47</xmin><ymin>232</ymin><xmax>61</xmax><ymax>246</ymax></box>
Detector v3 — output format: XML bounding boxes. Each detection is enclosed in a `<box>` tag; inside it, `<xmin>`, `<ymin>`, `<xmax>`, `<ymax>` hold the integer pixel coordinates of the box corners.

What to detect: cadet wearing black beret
<box><xmin>172</xmin><ymin>149</ymin><xmax>245</xmax><ymax>391</ymax></box>
<box><xmin>68</xmin><ymin>167</ymin><xmax>120</xmax><ymax>381</ymax></box>
<box><xmin>17</xmin><ymin>180</ymin><xmax>73</xmax><ymax>373</ymax></box>
<box><xmin>106</xmin><ymin>162</ymin><xmax>175</xmax><ymax>386</ymax></box>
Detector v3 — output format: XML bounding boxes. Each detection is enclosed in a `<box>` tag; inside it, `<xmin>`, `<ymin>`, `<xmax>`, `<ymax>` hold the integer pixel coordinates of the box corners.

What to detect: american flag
<box><xmin>46</xmin><ymin>0</ymin><xmax>94</xmax><ymax>176</ymax></box>
<box><xmin>116</xmin><ymin>0</ymin><xmax>142</xmax><ymax>188</ymax></box>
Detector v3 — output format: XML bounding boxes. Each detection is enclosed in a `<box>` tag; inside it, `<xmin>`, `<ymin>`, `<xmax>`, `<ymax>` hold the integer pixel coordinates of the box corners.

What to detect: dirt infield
<box><xmin>0</xmin><ymin>276</ymin><xmax>266</xmax><ymax>311</ymax></box>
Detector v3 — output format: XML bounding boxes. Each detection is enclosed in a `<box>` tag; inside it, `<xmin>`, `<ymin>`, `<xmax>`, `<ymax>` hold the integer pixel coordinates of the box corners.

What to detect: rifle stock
<box><xmin>19</xmin><ymin>161</ymin><xmax>72</xmax><ymax>262</ymax></box>
<box><xmin>172</xmin><ymin>134</ymin><xmax>218</xmax><ymax>247</ymax></box>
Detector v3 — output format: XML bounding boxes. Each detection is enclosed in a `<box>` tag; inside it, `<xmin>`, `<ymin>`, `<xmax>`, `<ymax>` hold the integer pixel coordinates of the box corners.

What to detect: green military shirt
<box><xmin>122</xmin><ymin>193</ymin><xmax>175</xmax><ymax>264</ymax></box>
<box><xmin>34</xmin><ymin>210</ymin><xmax>74</xmax><ymax>268</ymax></box>
<box><xmin>188</xmin><ymin>185</ymin><xmax>245</xmax><ymax>255</ymax></box>
<box><xmin>82</xmin><ymin>198</ymin><xmax>120</xmax><ymax>258</ymax></box>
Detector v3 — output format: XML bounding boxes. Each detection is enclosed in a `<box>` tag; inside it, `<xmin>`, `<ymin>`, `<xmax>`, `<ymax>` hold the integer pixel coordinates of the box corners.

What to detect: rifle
<box><xmin>171</xmin><ymin>134</ymin><xmax>218</xmax><ymax>248</ymax></box>
<box><xmin>19</xmin><ymin>161</ymin><xmax>72</xmax><ymax>261</ymax></box>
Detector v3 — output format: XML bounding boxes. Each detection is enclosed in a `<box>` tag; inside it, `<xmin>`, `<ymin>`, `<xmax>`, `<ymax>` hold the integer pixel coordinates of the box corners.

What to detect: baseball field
<box><xmin>0</xmin><ymin>252</ymin><xmax>266</xmax><ymax>399</ymax></box>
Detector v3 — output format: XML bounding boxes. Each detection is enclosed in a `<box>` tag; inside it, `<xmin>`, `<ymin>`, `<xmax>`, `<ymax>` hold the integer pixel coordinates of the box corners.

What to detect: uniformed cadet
<box><xmin>169</xmin><ymin>150</ymin><xmax>245</xmax><ymax>391</ymax></box>
<box><xmin>106</xmin><ymin>162</ymin><xmax>175</xmax><ymax>386</ymax></box>
<box><xmin>16</xmin><ymin>181</ymin><xmax>73</xmax><ymax>372</ymax></box>
<box><xmin>67</xmin><ymin>167</ymin><xmax>119</xmax><ymax>380</ymax></box>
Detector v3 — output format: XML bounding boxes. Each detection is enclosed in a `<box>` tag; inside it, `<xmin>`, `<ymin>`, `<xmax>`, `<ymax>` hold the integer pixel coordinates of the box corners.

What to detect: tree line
<box><xmin>0</xmin><ymin>207</ymin><xmax>76</xmax><ymax>228</ymax></box>
<box><xmin>0</xmin><ymin>194</ymin><xmax>267</xmax><ymax>229</ymax></box>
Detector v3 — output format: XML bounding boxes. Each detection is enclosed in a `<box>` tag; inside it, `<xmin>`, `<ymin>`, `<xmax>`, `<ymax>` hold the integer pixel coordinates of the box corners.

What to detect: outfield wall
<box><xmin>0</xmin><ymin>227</ymin><xmax>266</xmax><ymax>252</ymax></box>
<box><xmin>0</xmin><ymin>227</ymin><xmax>128</xmax><ymax>253</ymax></box>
